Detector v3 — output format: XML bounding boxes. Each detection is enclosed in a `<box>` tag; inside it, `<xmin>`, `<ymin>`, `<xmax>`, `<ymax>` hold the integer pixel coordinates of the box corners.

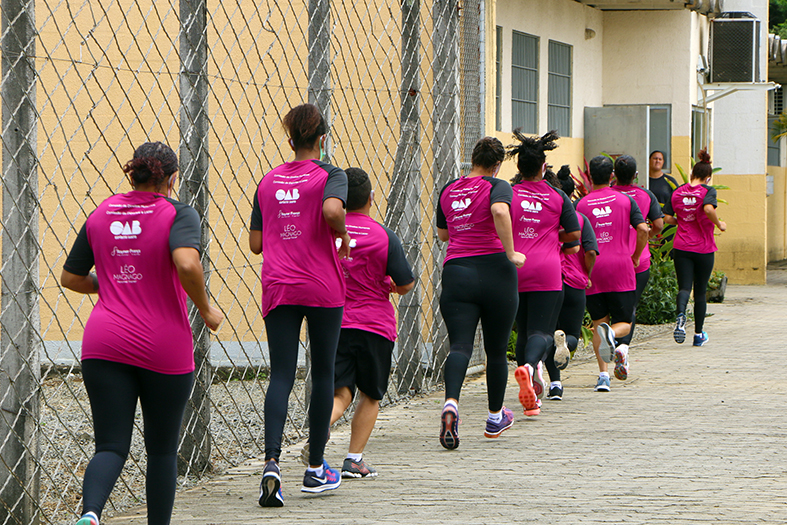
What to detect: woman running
<box><xmin>436</xmin><ymin>136</ymin><xmax>525</xmax><ymax>450</ymax></box>
<box><xmin>61</xmin><ymin>142</ymin><xmax>223</xmax><ymax>525</ymax></box>
<box><xmin>545</xmin><ymin>168</ymin><xmax>598</xmax><ymax>401</ymax></box>
<box><xmin>248</xmin><ymin>103</ymin><xmax>350</xmax><ymax>505</ymax></box>
<box><xmin>663</xmin><ymin>148</ymin><xmax>726</xmax><ymax>346</ymax></box>
<box><xmin>507</xmin><ymin>131</ymin><xmax>580</xmax><ymax>416</ymax></box>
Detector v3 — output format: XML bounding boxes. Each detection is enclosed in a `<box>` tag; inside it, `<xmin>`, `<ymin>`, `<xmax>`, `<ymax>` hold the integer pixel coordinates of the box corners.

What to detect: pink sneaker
<box><xmin>514</xmin><ymin>365</ymin><xmax>540</xmax><ymax>416</ymax></box>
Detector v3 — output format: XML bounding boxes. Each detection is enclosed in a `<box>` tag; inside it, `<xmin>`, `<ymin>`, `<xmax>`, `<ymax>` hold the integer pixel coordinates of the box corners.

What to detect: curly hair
<box><xmin>122</xmin><ymin>141</ymin><xmax>178</xmax><ymax>188</ymax></box>
<box><xmin>507</xmin><ymin>129</ymin><xmax>559</xmax><ymax>184</ymax></box>
<box><xmin>691</xmin><ymin>148</ymin><xmax>712</xmax><ymax>181</ymax></box>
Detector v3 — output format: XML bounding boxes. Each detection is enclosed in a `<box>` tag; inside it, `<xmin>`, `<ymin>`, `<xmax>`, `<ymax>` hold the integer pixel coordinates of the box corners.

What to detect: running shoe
<box><xmin>673</xmin><ymin>313</ymin><xmax>687</xmax><ymax>344</ymax></box>
<box><xmin>75</xmin><ymin>516</ymin><xmax>98</xmax><ymax>525</ymax></box>
<box><xmin>533</xmin><ymin>361</ymin><xmax>547</xmax><ymax>400</ymax></box>
<box><xmin>439</xmin><ymin>404</ymin><xmax>460</xmax><ymax>450</ymax></box>
<box><xmin>546</xmin><ymin>385</ymin><xmax>563</xmax><ymax>401</ymax></box>
<box><xmin>514</xmin><ymin>365</ymin><xmax>540</xmax><ymax>416</ymax></box>
<box><xmin>341</xmin><ymin>457</ymin><xmax>378</xmax><ymax>478</ymax></box>
<box><xmin>597</xmin><ymin>323</ymin><xmax>616</xmax><ymax>363</ymax></box>
<box><xmin>258</xmin><ymin>459</ymin><xmax>284</xmax><ymax>507</ymax></box>
<box><xmin>594</xmin><ymin>375</ymin><xmax>611</xmax><ymax>392</ymax></box>
<box><xmin>553</xmin><ymin>330</ymin><xmax>570</xmax><ymax>370</ymax></box>
<box><xmin>299</xmin><ymin>429</ymin><xmax>331</xmax><ymax>466</ymax></box>
<box><xmin>693</xmin><ymin>331</ymin><xmax>709</xmax><ymax>347</ymax></box>
<box><xmin>613</xmin><ymin>344</ymin><xmax>629</xmax><ymax>381</ymax></box>
<box><xmin>301</xmin><ymin>461</ymin><xmax>341</xmax><ymax>493</ymax></box>
<box><xmin>484</xmin><ymin>407</ymin><xmax>514</xmax><ymax>438</ymax></box>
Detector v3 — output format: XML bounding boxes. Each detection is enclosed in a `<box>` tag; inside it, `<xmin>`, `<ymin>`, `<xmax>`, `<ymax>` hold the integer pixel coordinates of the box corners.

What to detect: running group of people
<box><xmin>62</xmin><ymin>104</ymin><xmax>725</xmax><ymax>524</ymax></box>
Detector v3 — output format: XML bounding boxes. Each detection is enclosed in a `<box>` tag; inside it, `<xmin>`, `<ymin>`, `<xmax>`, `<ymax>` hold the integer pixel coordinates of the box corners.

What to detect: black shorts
<box><xmin>586</xmin><ymin>291</ymin><xmax>636</xmax><ymax>325</ymax></box>
<box><xmin>334</xmin><ymin>328</ymin><xmax>394</xmax><ymax>401</ymax></box>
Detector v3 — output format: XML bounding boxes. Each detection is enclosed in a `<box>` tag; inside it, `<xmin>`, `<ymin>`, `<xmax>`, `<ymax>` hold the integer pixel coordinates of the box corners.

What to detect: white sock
<box><xmin>488</xmin><ymin>410</ymin><xmax>503</xmax><ymax>423</ymax></box>
<box><xmin>443</xmin><ymin>400</ymin><xmax>458</xmax><ymax>411</ymax></box>
<box><xmin>695</xmin><ymin>332</ymin><xmax>703</xmax><ymax>336</ymax></box>
<box><xmin>306</xmin><ymin>465</ymin><xmax>325</xmax><ymax>477</ymax></box>
<box><xmin>346</xmin><ymin>452</ymin><xmax>363</xmax><ymax>462</ymax></box>
<box><xmin>599</xmin><ymin>372</ymin><xmax>610</xmax><ymax>379</ymax></box>
<box><xmin>82</xmin><ymin>512</ymin><xmax>99</xmax><ymax>524</ymax></box>
<box><xmin>550</xmin><ymin>381</ymin><xmax>562</xmax><ymax>389</ymax></box>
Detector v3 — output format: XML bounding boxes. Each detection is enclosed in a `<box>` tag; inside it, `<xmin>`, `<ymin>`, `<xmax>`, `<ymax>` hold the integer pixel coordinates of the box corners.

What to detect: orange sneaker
<box><xmin>515</xmin><ymin>365</ymin><xmax>540</xmax><ymax>416</ymax></box>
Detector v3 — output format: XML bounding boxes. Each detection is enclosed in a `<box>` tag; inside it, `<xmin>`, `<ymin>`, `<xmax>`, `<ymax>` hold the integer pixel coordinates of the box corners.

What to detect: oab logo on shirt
<box><xmin>451</xmin><ymin>198</ymin><xmax>471</xmax><ymax>211</ymax></box>
<box><xmin>276</xmin><ymin>188</ymin><xmax>300</xmax><ymax>203</ymax></box>
<box><xmin>592</xmin><ymin>206</ymin><xmax>613</xmax><ymax>218</ymax></box>
<box><xmin>521</xmin><ymin>200</ymin><xmax>543</xmax><ymax>212</ymax></box>
<box><xmin>682</xmin><ymin>196</ymin><xmax>697</xmax><ymax>206</ymax></box>
<box><xmin>110</xmin><ymin>221</ymin><xmax>141</xmax><ymax>239</ymax></box>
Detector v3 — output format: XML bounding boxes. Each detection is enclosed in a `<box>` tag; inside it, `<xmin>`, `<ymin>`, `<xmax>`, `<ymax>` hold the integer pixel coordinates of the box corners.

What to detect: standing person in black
<box><xmin>647</xmin><ymin>150</ymin><xmax>679</xmax><ymax>209</ymax></box>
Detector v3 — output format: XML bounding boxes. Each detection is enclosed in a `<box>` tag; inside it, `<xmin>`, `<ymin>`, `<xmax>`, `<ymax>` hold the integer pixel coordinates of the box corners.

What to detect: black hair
<box><xmin>543</xmin><ymin>165</ymin><xmax>560</xmax><ymax>189</ymax></box>
<box><xmin>123</xmin><ymin>141</ymin><xmax>178</xmax><ymax>188</ymax></box>
<box><xmin>471</xmin><ymin>136</ymin><xmax>505</xmax><ymax>170</ymax></box>
<box><xmin>649</xmin><ymin>150</ymin><xmax>665</xmax><ymax>160</ymax></box>
<box><xmin>345</xmin><ymin>167</ymin><xmax>372</xmax><ymax>210</ymax></box>
<box><xmin>507</xmin><ymin>129</ymin><xmax>559</xmax><ymax>184</ymax></box>
<box><xmin>588</xmin><ymin>155</ymin><xmax>614</xmax><ymax>186</ymax></box>
<box><xmin>614</xmin><ymin>155</ymin><xmax>637</xmax><ymax>185</ymax></box>
<box><xmin>556</xmin><ymin>164</ymin><xmax>575</xmax><ymax>197</ymax></box>
<box><xmin>691</xmin><ymin>148</ymin><xmax>712</xmax><ymax>181</ymax></box>
<box><xmin>282</xmin><ymin>103</ymin><xmax>329</xmax><ymax>150</ymax></box>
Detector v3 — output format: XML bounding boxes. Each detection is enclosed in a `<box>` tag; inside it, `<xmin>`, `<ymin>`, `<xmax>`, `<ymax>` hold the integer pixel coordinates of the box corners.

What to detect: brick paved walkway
<box><xmin>109</xmin><ymin>269</ymin><xmax>787</xmax><ymax>524</ymax></box>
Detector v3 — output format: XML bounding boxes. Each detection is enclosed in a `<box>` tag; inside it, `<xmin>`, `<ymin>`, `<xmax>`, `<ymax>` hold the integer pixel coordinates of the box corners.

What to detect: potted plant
<box><xmin>707</xmin><ymin>270</ymin><xmax>727</xmax><ymax>303</ymax></box>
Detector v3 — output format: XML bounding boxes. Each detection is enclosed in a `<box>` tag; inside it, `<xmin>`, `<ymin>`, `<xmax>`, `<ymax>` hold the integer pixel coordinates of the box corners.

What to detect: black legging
<box><xmin>440</xmin><ymin>253</ymin><xmax>518</xmax><ymax>412</ymax></box>
<box><xmin>80</xmin><ymin>359</ymin><xmax>194</xmax><ymax>524</ymax></box>
<box><xmin>514</xmin><ymin>290</ymin><xmax>563</xmax><ymax>367</ymax></box>
<box><xmin>673</xmin><ymin>249</ymin><xmax>715</xmax><ymax>333</ymax></box>
<box><xmin>545</xmin><ymin>284</ymin><xmax>585</xmax><ymax>382</ymax></box>
<box><xmin>264</xmin><ymin>305</ymin><xmax>342</xmax><ymax>466</ymax></box>
<box><xmin>616</xmin><ymin>268</ymin><xmax>651</xmax><ymax>346</ymax></box>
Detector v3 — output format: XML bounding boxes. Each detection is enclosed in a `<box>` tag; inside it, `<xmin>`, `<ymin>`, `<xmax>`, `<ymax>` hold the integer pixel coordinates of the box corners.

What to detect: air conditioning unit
<box><xmin>709</xmin><ymin>12</ymin><xmax>760</xmax><ymax>83</ymax></box>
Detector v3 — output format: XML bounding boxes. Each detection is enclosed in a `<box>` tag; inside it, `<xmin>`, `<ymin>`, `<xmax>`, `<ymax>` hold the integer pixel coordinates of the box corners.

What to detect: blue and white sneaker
<box><xmin>597</xmin><ymin>323</ymin><xmax>616</xmax><ymax>363</ymax></box>
<box><xmin>259</xmin><ymin>459</ymin><xmax>284</xmax><ymax>507</ymax></box>
<box><xmin>301</xmin><ymin>461</ymin><xmax>341</xmax><ymax>493</ymax></box>
<box><xmin>673</xmin><ymin>313</ymin><xmax>687</xmax><ymax>344</ymax></box>
<box><xmin>594</xmin><ymin>375</ymin><xmax>611</xmax><ymax>392</ymax></box>
<box><xmin>693</xmin><ymin>331</ymin><xmax>709</xmax><ymax>347</ymax></box>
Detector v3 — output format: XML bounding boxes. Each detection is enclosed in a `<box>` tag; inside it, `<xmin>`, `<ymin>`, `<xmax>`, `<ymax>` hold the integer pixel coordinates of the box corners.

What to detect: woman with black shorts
<box><xmin>61</xmin><ymin>142</ymin><xmax>223</xmax><ymax>525</ymax></box>
<box><xmin>436</xmin><ymin>136</ymin><xmax>525</xmax><ymax>450</ymax></box>
<box><xmin>663</xmin><ymin>148</ymin><xmax>726</xmax><ymax>346</ymax></box>
<box><xmin>248</xmin><ymin>103</ymin><xmax>350</xmax><ymax>504</ymax></box>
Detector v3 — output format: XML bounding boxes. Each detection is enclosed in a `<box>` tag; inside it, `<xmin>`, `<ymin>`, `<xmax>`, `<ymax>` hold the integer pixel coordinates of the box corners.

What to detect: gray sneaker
<box><xmin>597</xmin><ymin>323</ymin><xmax>615</xmax><ymax>363</ymax></box>
<box><xmin>673</xmin><ymin>313</ymin><xmax>687</xmax><ymax>344</ymax></box>
<box><xmin>553</xmin><ymin>330</ymin><xmax>570</xmax><ymax>370</ymax></box>
<box><xmin>341</xmin><ymin>457</ymin><xmax>378</xmax><ymax>478</ymax></box>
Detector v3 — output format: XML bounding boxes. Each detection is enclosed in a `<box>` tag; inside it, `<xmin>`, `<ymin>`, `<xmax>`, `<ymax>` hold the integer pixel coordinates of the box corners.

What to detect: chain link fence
<box><xmin>0</xmin><ymin>0</ymin><xmax>485</xmax><ymax>522</ymax></box>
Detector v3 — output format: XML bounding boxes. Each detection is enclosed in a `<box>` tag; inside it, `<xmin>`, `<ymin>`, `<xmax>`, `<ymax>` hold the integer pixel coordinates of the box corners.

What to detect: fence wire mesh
<box><xmin>0</xmin><ymin>0</ymin><xmax>486</xmax><ymax>522</ymax></box>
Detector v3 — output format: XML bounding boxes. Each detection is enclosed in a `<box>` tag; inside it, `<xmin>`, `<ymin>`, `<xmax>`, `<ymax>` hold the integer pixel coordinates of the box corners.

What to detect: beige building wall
<box><xmin>767</xmin><ymin>166</ymin><xmax>787</xmax><ymax>262</ymax></box>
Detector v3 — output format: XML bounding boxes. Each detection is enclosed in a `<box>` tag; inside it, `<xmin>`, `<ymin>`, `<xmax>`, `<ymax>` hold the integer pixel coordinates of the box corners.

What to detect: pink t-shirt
<box><xmin>613</xmin><ymin>184</ymin><xmax>663</xmax><ymax>273</ymax></box>
<box><xmin>251</xmin><ymin>159</ymin><xmax>347</xmax><ymax>317</ymax></box>
<box><xmin>341</xmin><ymin>213</ymin><xmax>414</xmax><ymax>341</ymax></box>
<box><xmin>436</xmin><ymin>176</ymin><xmax>512</xmax><ymax>264</ymax></box>
<box><xmin>561</xmin><ymin>212</ymin><xmax>598</xmax><ymax>290</ymax></box>
<box><xmin>576</xmin><ymin>187</ymin><xmax>645</xmax><ymax>295</ymax></box>
<box><xmin>664</xmin><ymin>183</ymin><xmax>718</xmax><ymax>254</ymax></box>
<box><xmin>510</xmin><ymin>180</ymin><xmax>579</xmax><ymax>292</ymax></box>
<box><xmin>64</xmin><ymin>191</ymin><xmax>202</xmax><ymax>374</ymax></box>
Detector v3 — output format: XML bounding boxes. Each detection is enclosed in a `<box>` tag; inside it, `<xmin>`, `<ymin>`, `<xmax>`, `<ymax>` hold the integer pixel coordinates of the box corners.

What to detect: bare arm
<box><xmin>491</xmin><ymin>202</ymin><xmax>525</xmax><ymax>268</ymax></box>
<box><xmin>323</xmin><ymin>197</ymin><xmax>352</xmax><ymax>259</ymax></box>
<box><xmin>172</xmin><ymin>247</ymin><xmax>223</xmax><ymax>331</ymax></box>
<box><xmin>248</xmin><ymin>229</ymin><xmax>262</xmax><ymax>255</ymax></box>
<box><xmin>632</xmin><ymin>223</ymin><xmax>649</xmax><ymax>267</ymax></box>
<box><xmin>60</xmin><ymin>270</ymin><xmax>98</xmax><ymax>294</ymax></box>
<box><xmin>393</xmin><ymin>281</ymin><xmax>415</xmax><ymax>295</ymax></box>
<box><xmin>562</xmin><ymin>245</ymin><xmax>580</xmax><ymax>255</ymax></box>
<box><xmin>559</xmin><ymin>229</ymin><xmax>581</xmax><ymax>243</ymax></box>
<box><xmin>584</xmin><ymin>250</ymin><xmax>597</xmax><ymax>289</ymax></box>
<box><xmin>437</xmin><ymin>227</ymin><xmax>450</xmax><ymax>242</ymax></box>
<box><xmin>649</xmin><ymin>217</ymin><xmax>664</xmax><ymax>238</ymax></box>
<box><xmin>663</xmin><ymin>214</ymin><xmax>677</xmax><ymax>226</ymax></box>
<box><xmin>703</xmin><ymin>204</ymin><xmax>727</xmax><ymax>231</ymax></box>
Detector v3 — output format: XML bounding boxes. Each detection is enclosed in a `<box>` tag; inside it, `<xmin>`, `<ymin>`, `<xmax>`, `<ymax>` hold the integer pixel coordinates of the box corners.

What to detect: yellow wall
<box><xmin>713</xmin><ymin>174</ymin><xmax>767</xmax><ymax>284</ymax></box>
<box><xmin>767</xmin><ymin>167</ymin><xmax>787</xmax><ymax>262</ymax></box>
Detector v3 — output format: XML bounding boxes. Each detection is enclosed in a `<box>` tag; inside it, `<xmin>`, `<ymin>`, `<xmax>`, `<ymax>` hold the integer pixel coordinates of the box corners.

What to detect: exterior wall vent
<box><xmin>709</xmin><ymin>12</ymin><xmax>760</xmax><ymax>83</ymax></box>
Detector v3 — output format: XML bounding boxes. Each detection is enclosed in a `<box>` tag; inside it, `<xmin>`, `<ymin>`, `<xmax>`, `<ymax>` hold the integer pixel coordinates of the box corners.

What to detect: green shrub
<box><xmin>637</xmin><ymin>225</ymin><xmax>679</xmax><ymax>325</ymax></box>
<box><xmin>507</xmin><ymin>326</ymin><xmax>517</xmax><ymax>361</ymax></box>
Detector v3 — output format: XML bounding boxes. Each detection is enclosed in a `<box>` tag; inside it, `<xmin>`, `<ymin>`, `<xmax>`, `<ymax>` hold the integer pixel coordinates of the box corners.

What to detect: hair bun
<box><xmin>556</xmin><ymin>165</ymin><xmax>571</xmax><ymax>180</ymax></box>
<box><xmin>697</xmin><ymin>148</ymin><xmax>711</xmax><ymax>164</ymax></box>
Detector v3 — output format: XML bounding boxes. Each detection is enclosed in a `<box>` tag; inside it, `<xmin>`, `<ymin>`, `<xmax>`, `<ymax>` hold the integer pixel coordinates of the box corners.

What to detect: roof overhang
<box><xmin>574</xmin><ymin>0</ymin><xmax>722</xmax><ymax>14</ymax></box>
<box><xmin>769</xmin><ymin>34</ymin><xmax>787</xmax><ymax>87</ymax></box>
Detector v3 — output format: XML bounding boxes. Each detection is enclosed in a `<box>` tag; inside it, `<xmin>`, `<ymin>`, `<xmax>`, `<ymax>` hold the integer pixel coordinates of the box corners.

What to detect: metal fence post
<box><xmin>0</xmin><ymin>0</ymin><xmax>40</xmax><ymax>520</ymax></box>
<box><xmin>178</xmin><ymin>0</ymin><xmax>212</xmax><ymax>476</ymax></box>
<box><xmin>388</xmin><ymin>0</ymin><xmax>424</xmax><ymax>395</ymax></box>
<box><xmin>430</xmin><ymin>0</ymin><xmax>460</xmax><ymax>375</ymax></box>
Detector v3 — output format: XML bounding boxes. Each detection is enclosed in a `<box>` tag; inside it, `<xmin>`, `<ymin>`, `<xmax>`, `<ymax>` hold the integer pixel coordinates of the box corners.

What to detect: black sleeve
<box><xmin>702</xmin><ymin>185</ymin><xmax>718</xmax><ymax>208</ymax></box>
<box><xmin>317</xmin><ymin>161</ymin><xmax>348</xmax><ymax>205</ymax></box>
<box><xmin>383</xmin><ymin>226</ymin><xmax>415</xmax><ymax>286</ymax></box>
<box><xmin>486</xmin><ymin>177</ymin><xmax>513</xmax><ymax>206</ymax></box>
<box><xmin>581</xmin><ymin>214</ymin><xmax>599</xmax><ymax>254</ymax></box>
<box><xmin>249</xmin><ymin>186</ymin><xmax>262</xmax><ymax>231</ymax></box>
<box><xmin>665</xmin><ymin>174</ymin><xmax>679</xmax><ymax>190</ymax></box>
<box><xmin>167</xmin><ymin>199</ymin><xmax>202</xmax><ymax>254</ymax></box>
<box><xmin>63</xmin><ymin>222</ymin><xmax>94</xmax><ymax>276</ymax></box>
<box><xmin>644</xmin><ymin>188</ymin><xmax>665</xmax><ymax>221</ymax></box>
<box><xmin>558</xmin><ymin>189</ymin><xmax>580</xmax><ymax>233</ymax></box>
<box><xmin>435</xmin><ymin>180</ymin><xmax>454</xmax><ymax>229</ymax></box>
<box><xmin>627</xmin><ymin>195</ymin><xmax>645</xmax><ymax>227</ymax></box>
<box><xmin>663</xmin><ymin>192</ymin><xmax>675</xmax><ymax>216</ymax></box>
